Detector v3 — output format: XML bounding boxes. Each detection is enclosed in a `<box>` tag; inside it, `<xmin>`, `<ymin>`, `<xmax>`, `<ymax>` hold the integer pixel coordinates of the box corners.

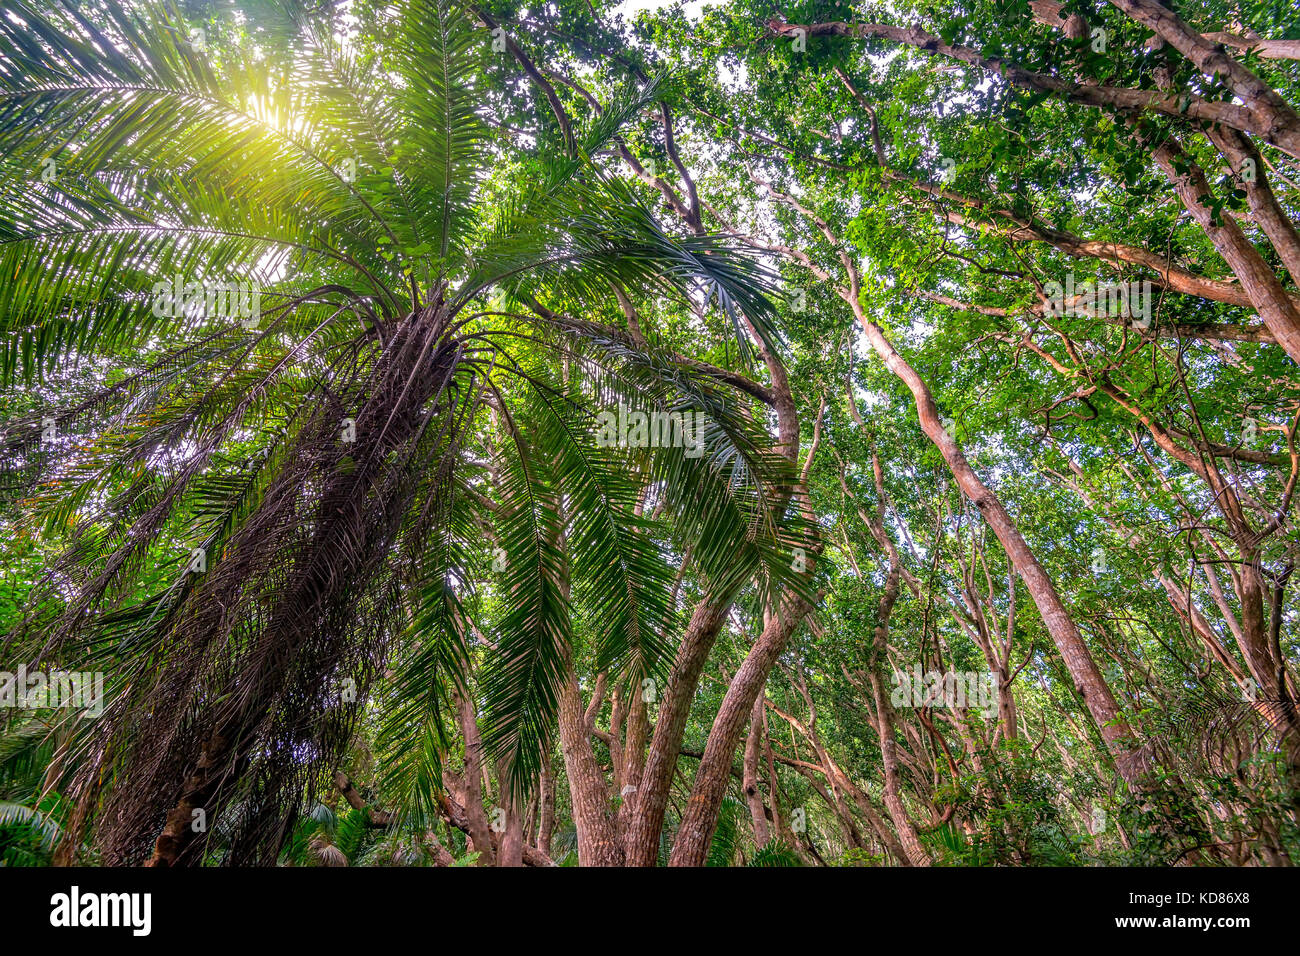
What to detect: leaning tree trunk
<box><xmin>622</xmin><ymin>599</ymin><xmax>730</xmax><ymax>866</ymax></box>
<box><xmin>849</xmin><ymin>305</ymin><xmax>1154</xmax><ymax>792</ymax></box>
<box><xmin>668</xmin><ymin>592</ymin><xmax>815</xmax><ymax>866</ymax></box>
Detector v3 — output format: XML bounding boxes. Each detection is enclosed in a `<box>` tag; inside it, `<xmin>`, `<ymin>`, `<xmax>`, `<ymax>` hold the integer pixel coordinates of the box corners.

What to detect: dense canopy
<box><xmin>0</xmin><ymin>0</ymin><xmax>1298</xmax><ymax>871</ymax></box>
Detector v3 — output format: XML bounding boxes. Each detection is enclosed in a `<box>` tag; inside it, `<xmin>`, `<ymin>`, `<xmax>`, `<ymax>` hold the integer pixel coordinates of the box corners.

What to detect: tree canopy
<box><xmin>0</xmin><ymin>0</ymin><xmax>1298</xmax><ymax>872</ymax></box>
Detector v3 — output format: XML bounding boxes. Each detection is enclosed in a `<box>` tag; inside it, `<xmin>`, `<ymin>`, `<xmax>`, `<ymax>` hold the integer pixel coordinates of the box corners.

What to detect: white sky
<box><xmin>607</xmin><ymin>0</ymin><xmax>710</xmax><ymax>22</ymax></box>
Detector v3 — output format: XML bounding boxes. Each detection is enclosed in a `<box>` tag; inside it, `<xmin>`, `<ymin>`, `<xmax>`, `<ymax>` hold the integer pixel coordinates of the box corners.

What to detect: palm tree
<box><xmin>0</xmin><ymin>0</ymin><xmax>808</xmax><ymax>864</ymax></box>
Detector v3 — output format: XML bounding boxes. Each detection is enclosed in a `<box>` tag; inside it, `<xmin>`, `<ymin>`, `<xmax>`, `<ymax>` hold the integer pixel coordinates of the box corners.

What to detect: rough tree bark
<box><xmin>556</xmin><ymin>658</ymin><xmax>623</xmax><ymax>866</ymax></box>
<box><xmin>668</xmin><ymin>591</ymin><xmax>818</xmax><ymax>866</ymax></box>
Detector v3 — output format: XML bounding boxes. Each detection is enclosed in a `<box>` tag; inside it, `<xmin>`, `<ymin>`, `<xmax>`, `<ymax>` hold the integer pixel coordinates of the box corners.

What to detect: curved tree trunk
<box><xmin>667</xmin><ymin>593</ymin><xmax>816</xmax><ymax>866</ymax></box>
<box><xmin>864</xmin><ymin>564</ymin><xmax>932</xmax><ymax>866</ymax></box>
<box><xmin>852</xmin><ymin>308</ymin><xmax>1153</xmax><ymax>790</ymax></box>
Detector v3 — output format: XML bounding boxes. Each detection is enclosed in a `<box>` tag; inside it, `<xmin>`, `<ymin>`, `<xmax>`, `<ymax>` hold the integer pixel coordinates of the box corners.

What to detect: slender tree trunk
<box><xmin>762</xmin><ymin>709</ymin><xmax>785</xmax><ymax>841</ymax></box>
<box><xmin>622</xmin><ymin>599</ymin><xmax>729</xmax><ymax>866</ymax></box>
<box><xmin>668</xmin><ymin>593</ymin><xmax>815</xmax><ymax>866</ymax></box>
<box><xmin>799</xmin><ymin>767</ymin><xmax>864</xmax><ymax>855</ymax></box>
<box><xmin>495</xmin><ymin>758</ymin><xmax>525</xmax><ymax>868</ymax></box>
<box><xmin>851</xmin><ymin>306</ymin><xmax>1152</xmax><ymax>789</ymax></box>
<box><xmin>537</xmin><ymin>757</ymin><xmax>555</xmax><ymax>857</ymax></box>
<box><xmin>452</xmin><ymin>687</ymin><xmax>496</xmax><ymax>866</ymax></box>
<box><xmin>742</xmin><ymin>696</ymin><xmax>771</xmax><ymax>849</ymax></box>
<box><xmin>865</xmin><ymin>564</ymin><xmax>932</xmax><ymax>866</ymax></box>
<box><xmin>769</xmin><ymin>696</ymin><xmax>915</xmax><ymax>864</ymax></box>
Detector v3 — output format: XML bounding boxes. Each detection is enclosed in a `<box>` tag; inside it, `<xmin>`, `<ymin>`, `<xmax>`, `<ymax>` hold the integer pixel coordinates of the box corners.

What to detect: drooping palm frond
<box><xmin>466</xmin><ymin>313</ymin><xmax>817</xmax><ymax>797</ymax></box>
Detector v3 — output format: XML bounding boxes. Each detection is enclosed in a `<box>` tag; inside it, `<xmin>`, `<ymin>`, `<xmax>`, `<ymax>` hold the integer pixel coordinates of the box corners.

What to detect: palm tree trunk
<box><xmin>144</xmin><ymin>308</ymin><xmax>458</xmax><ymax>864</ymax></box>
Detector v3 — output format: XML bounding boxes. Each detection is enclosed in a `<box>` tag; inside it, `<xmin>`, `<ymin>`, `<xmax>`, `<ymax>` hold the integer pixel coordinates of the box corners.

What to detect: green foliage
<box><xmin>2</xmin><ymin>0</ymin><xmax>1298</xmax><ymax>869</ymax></box>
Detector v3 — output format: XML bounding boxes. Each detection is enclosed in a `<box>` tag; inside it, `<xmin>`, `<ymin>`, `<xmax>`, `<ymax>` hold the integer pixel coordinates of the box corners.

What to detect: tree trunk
<box><xmin>451</xmin><ymin>686</ymin><xmax>496</xmax><ymax>866</ymax></box>
<box><xmin>622</xmin><ymin>598</ymin><xmax>729</xmax><ymax>866</ymax></box>
<box><xmin>668</xmin><ymin>593</ymin><xmax>815</xmax><ymax>866</ymax></box>
<box><xmin>556</xmin><ymin>660</ymin><xmax>623</xmax><ymax>866</ymax></box>
<box><xmin>742</xmin><ymin>696</ymin><xmax>771</xmax><ymax>849</ymax></box>
<box><xmin>494</xmin><ymin>759</ymin><xmax>525</xmax><ymax>868</ymax></box>
<box><xmin>537</xmin><ymin>757</ymin><xmax>555</xmax><ymax>857</ymax></box>
<box><xmin>1146</xmin><ymin>133</ymin><xmax>1300</xmax><ymax>364</ymax></box>
<box><xmin>865</xmin><ymin>564</ymin><xmax>932</xmax><ymax>866</ymax></box>
<box><xmin>850</xmin><ymin>306</ymin><xmax>1153</xmax><ymax>790</ymax></box>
